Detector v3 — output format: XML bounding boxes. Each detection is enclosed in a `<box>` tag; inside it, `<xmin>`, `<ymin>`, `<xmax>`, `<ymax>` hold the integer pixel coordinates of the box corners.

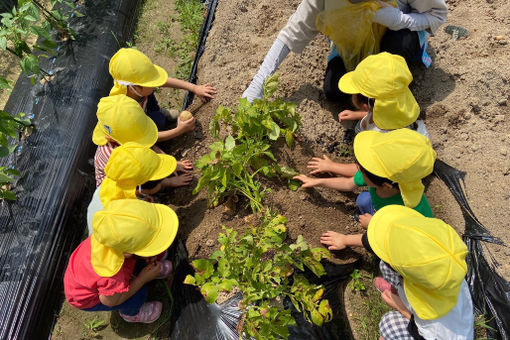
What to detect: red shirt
<box><xmin>63</xmin><ymin>237</ymin><xmax>136</xmax><ymax>309</ymax></box>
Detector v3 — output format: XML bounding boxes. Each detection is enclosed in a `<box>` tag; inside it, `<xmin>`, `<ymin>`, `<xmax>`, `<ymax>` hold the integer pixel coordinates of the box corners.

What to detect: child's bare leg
<box><xmin>161</xmin><ymin>173</ymin><xmax>193</xmax><ymax>188</ymax></box>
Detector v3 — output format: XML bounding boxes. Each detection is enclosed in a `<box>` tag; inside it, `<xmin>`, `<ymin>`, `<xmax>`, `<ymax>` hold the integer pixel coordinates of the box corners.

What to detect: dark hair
<box><xmin>354</xmin><ymin>94</ymin><xmax>375</xmax><ymax>108</ymax></box>
<box><xmin>357</xmin><ymin>163</ymin><xmax>398</xmax><ymax>188</ymax></box>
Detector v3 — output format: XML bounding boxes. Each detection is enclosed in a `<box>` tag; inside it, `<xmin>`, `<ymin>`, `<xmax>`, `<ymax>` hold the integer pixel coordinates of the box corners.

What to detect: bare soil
<box><xmin>5</xmin><ymin>0</ymin><xmax>505</xmax><ymax>338</ymax></box>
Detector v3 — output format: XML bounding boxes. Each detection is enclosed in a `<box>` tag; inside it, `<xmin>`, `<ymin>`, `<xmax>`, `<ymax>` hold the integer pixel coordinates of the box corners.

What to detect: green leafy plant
<box><xmin>0</xmin><ymin>110</ymin><xmax>31</xmax><ymax>201</ymax></box>
<box><xmin>194</xmin><ymin>73</ymin><xmax>301</xmax><ymax>212</ymax></box>
<box><xmin>348</xmin><ymin>269</ymin><xmax>366</xmax><ymax>293</ymax></box>
<box><xmin>81</xmin><ymin>318</ymin><xmax>106</xmax><ymax>339</ymax></box>
<box><xmin>184</xmin><ymin>213</ymin><xmax>333</xmax><ymax>340</ymax></box>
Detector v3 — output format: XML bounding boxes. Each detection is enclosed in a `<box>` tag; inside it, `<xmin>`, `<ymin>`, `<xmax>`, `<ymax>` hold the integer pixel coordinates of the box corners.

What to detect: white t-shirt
<box><xmin>86</xmin><ymin>186</ymin><xmax>103</xmax><ymax>235</ymax></box>
<box><xmin>355</xmin><ymin>111</ymin><xmax>430</xmax><ymax>139</ymax></box>
<box><xmin>398</xmin><ymin>280</ymin><xmax>474</xmax><ymax>340</ymax></box>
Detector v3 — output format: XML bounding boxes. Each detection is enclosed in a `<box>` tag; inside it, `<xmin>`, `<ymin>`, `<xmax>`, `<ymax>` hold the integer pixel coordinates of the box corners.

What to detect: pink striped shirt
<box><xmin>94</xmin><ymin>142</ymin><xmax>119</xmax><ymax>187</ymax></box>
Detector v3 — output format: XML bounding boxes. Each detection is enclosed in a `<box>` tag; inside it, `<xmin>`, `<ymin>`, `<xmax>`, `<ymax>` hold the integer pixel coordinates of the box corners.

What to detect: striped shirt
<box><xmin>94</xmin><ymin>142</ymin><xmax>119</xmax><ymax>187</ymax></box>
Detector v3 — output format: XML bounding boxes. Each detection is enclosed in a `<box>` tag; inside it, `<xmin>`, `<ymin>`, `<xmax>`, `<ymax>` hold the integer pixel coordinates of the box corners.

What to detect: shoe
<box><xmin>156</xmin><ymin>260</ymin><xmax>173</xmax><ymax>279</ymax></box>
<box><xmin>375</xmin><ymin>277</ymin><xmax>392</xmax><ymax>293</ymax></box>
<box><xmin>120</xmin><ymin>301</ymin><xmax>162</xmax><ymax>323</ymax></box>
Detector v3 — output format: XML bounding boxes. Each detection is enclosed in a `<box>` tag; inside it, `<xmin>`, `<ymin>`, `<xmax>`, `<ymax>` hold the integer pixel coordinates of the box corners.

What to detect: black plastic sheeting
<box><xmin>0</xmin><ymin>0</ymin><xmax>142</xmax><ymax>338</ymax></box>
<box><xmin>434</xmin><ymin>160</ymin><xmax>510</xmax><ymax>339</ymax></box>
<box><xmin>181</xmin><ymin>0</ymin><xmax>219</xmax><ymax>111</ymax></box>
<box><xmin>169</xmin><ymin>239</ymin><xmax>357</xmax><ymax>340</ymax></box>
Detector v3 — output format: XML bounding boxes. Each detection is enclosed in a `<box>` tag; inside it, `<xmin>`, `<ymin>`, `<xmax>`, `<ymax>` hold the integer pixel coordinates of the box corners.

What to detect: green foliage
<box><xmin>0</xmin><ymin>0</ymin><xmax>81</xmax><ymax>81</ymax></box>
<box><xmin>348</xmin><ymin>269</ymin><xmax>366</xmax><ymax>292</ymax></box>
<box><xmin>194</xmin><ymin>74</ymin><xmax>301</xmax><ymax>212</ymax></box>
<box><xmin>184</xmin><ymin>213</ymin><xmax>332</xmax><ymax>340</ymax></box>
<box><xmin>0</xmin><ymin>111</ymin><xmax>31</xmax><ymax>201</ymax></box>
<box><xmin>81</xmin><ymin>318</ymin><xmax>106</xmax><ymax>339</ymax></box>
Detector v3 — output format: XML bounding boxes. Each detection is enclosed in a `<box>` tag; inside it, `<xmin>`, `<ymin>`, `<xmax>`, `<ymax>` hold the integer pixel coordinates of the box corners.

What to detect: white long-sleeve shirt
<box><xmin>277</xmin><ymin>0</ymin><xmax>447</xmax><ymax>54</ymax></box>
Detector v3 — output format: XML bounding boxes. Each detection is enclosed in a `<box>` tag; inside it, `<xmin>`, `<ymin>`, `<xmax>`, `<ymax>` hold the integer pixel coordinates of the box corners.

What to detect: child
<box><xmin>87</xmin><ymin>142</ymin><xmax>179</xmax><ymax>235</ymax></box>
<box><xmin>321</xmin><ymin>205</ymin><xmax>474</xmax><ymax>340</ymax></box>
<box><xmin>293</xmin><ymin>128</ymin><xmax>436</xmax><ymax>227</ymax></box>
<box><xmin>109</xmin><ymin>48</ymin><xmax>217</xmax><ymax>141</ymax></box>
<box><xmin>337</xmin><ymin>52</ymin><xmax>429</xmax><ymax>138</ymax></box>
<box><xmin>64</xmin><ymin>199</ymin><xmax>179</xmax><ymax>323</ymax></box>
<box><xmin>92</xmin><ymin>95</ymin><xmax>192</xmax><ymax>187</ymax></box>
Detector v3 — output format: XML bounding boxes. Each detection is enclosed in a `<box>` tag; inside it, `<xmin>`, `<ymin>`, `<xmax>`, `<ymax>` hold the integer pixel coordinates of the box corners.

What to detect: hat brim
<box><xmin>134</xmin><ymin>203</ymin><xmax>178</xmax><ymax>257</ymax></box>
<box><xmin>90</xmin><ymin>234</ymin><xmax>125</xmax><ymax>277</ymax></box>
<box><xmin>353</xmin><ymin>130</ymin><xmax>389</xmax><ymax>178</ymax></box>
<box><xmin>373</xmin><ymin>88</ymin><xmax>420</xmax><ymax>130</ymax></box>
<box><xmin>92</xmin><ymin>122</ymin><xmax>108</xmax><ymax>146</ymax></box>
<box><xmin>403</xmin><ymin>277</ymin><xmax>462</xmax><ymax>320</ymax></box>
<box><xmin>149</xmin><ymin>154</ymin><xmax>177</xmax><ymax>181</ymax></box>
<box><xmin>338</xmin><ymin>71</ymin><xmax>360</xmax><ymax>94</ymax></box>
<box><xmin>136</xmin><ymin>64</ymin><xmax>168</xmax><ymax>88</ymax></box>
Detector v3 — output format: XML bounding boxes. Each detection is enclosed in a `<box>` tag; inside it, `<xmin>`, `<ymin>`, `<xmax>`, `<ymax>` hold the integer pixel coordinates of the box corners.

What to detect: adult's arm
<box><xmin>374</xmin><ymin>0</ymin><xmax>447</xmax><ymax>34</ymax></box>
<box><xmin>242</xmin><ymin>0</ymin><xmax>324</xmax><ymax>102</ymax></box>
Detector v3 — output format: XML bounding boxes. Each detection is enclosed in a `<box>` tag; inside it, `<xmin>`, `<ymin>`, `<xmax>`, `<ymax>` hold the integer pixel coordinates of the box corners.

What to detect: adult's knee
<box><xmin>324</xmin><ymin>56</ymin><xmax>349</xmax><ymax>102</ymax></box>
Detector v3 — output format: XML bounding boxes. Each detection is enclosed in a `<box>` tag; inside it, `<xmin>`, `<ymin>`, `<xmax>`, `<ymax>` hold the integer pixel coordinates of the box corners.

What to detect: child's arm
<box><xmin>320</xmin><ymin>231</ymin><xmax>363</xmax><ymax>250</ymax></box>
<box><xmin>98</xmin><ymin>261</ymin><xmax>161</xmax><ymax>307</ymax></box>
<box><xmin>338</xmin><ymin>110</ymin><xmax>367</xmax><ymax>122</ymax></box>
<box><xmin>157</xmin><ymin>116</ymin><xmax>195</xmax><ymax>142</ymax></box>
<box><xmin>293</xmin><ymin>174</ymin><xmax>357</xmax><ymax>191</ymax></box>
<box><xmin>307</xmin><ymin>155</ymin><xmax>358</xmax><ymax>177</ymax></box>
<box><xmin>163</xmin><ymin>78</ymin><xmax>217</xmax><ymax>101</ymax></box>
<box><xmin>381</xmin><ymin>290</ymin><xmax>412</xmax><ymax>320</ymax></box>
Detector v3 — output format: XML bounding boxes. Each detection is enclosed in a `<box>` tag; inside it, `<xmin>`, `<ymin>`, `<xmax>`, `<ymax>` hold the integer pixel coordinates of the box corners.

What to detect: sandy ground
<box><xmin>170</xmin><ymin>0</ymin><xmax>510</xmax><ymax>281</ymax></box>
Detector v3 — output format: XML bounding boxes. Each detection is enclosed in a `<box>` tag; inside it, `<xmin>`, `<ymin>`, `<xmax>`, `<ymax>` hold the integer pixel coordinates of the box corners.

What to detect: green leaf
<box><xmin>201</xmin><ymin>283</ymin><xmax>218</xmax><ymax>303</ymax></box>
<box><xmin>192</xmin><ymin>259</ymin><xmax>214</xmax><ymax>278</ymax></box>
<box><xmin>288</xmin><ymin>179</ymin><xmax>301</xmax><ymax>191</ymax></box>
<box><xmin>268</xmin><ymin>122</ymin><xmax>280</xmax><ymax>140</ymax></box>
<box><xmin>0</xmin><ymin>37</ymin><xmax>6</xmax><ymax>50</ymax></box>
<box><xmin>310</xmin><ymin>309</ymin><xmax>324</xmax><ymax>326</ymax></box>
<box><xmin>73</xmin><ymin>10</ymin><xmax>85</xmax><ymax>17</ymax></box>
<box><xmin>0</xmin><ymin>172</ymin><xmax>14</xmax><ymax>183</ymax></box>
<box><xmin>0</xmin><ymin>76</ymin><xmax>11</xmax><ymax>89</ymax></box>
<box><xmin>224</xmin><ymin>135</ymin><xmax>235</xmax><ymax>151</ymax></box>
<box><xmin>285</xmin><ymin>130</ymin><xmax>294</xmax><ymax>147</ymax></box>
<box><xmin>318</xmin><ymin>299</ymin><xmax>333</xmax><ymax>322</ymax></box>
<box><xmin>30</xmin><ymin>25</ymin><xmax>52</xmax><ymax>40</ymax></box>
<box><xmin>183</xmin><ymin>275</ymin><xmax>196</xmax><ymax>285</ymax></box>
<box><xmin>0</xmin><ymin>190</ymin><xmax>17</xmax><ymax>201</ymax></box>
<box><xmin>0</xmin><ymin>146</ymin><xmax>10</xmax><ymax>157</ymax></box>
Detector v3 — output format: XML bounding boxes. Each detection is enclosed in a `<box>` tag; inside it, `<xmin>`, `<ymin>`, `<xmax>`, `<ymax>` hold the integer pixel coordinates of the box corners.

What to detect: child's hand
<box><xmin>139</xmin><ymin>261</ymin><xmax>161</xmax><ymax>282</ymax></box>
<box><xmin>359</xmin><ymin>213</ymin><xmax>372</xmax><ymax>229</ymax></box>
<box><xmin>293</xmin><ymin>174</ymin><xmax>321</xmax><ymax>188</ymax></box>
<box><xmin>320</xmin><ymin>231</ymin><xmax>348</xmax><ymax>251</ymax></box>
<box><xmin>307</xmin><ymin>155</ymin><xmax>334</xmax><ymax>175</ymax></box>
<box><xmin>338</xmin><ymin>110</ymin><xmax>367</xmax><ymax>122</ymax></box>
<box><xmin>176</xmin><ymin>160</ymin><xmax>193</xmax><ymax>173</ymax></box>
<box><xmin>193</xmin><ymin>83</ymin><xmax>217</xmax><ymax>101</ymax></box>
<box><xmin>177</xmin><ymin>115</ymin><xmax>196</xmax><ymax>133</ymax></box>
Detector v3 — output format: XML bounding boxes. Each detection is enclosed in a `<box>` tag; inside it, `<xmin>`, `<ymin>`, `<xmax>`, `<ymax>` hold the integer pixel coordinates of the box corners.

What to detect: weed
<box><xmin>348</xmin><ymin>269</ymin><xmax>366</xmax><ymax>293</ymax></box>
<box><xmin>474</xmin><ymin>314</ymin><xmax>496</xmax><ymax>340</ymax></box>
<box><xmin>81</xmin><ymin>318</ymin><xmax>106</xmax><ymax>339</ymax></box>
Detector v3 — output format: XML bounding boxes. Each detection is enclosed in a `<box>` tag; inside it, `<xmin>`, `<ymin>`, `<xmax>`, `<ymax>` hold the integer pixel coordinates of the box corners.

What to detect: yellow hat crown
<box><xmin>92</xmin><ymin>95</ymin><xmax>158</xmax><ymax>146</ymax></box>
<box><xmin>91</xmin><ymin>199</ymin><xmax>179</xmax><ymax>277</ymax></box>
<box><xmin>338</xmin><ymin>52</ymin><xmax>420</xmax><ymax>129</ymax></box>
<box><xmin>104</xmin><ymin>142</ymin><xmax>176</xmax><ymax>189</ymax></box>
<box><xmin>367</xmin><ymin>205</ymin><xmax>468</xmax><ymax>320</ymax></box>
<box><xmin>109</xmin><ymin>48</ymin><xmax>168</xmax><ymax>88</ymax></box>
<box><xmin>354</xmin><ymin>129</ymin><xmax>436</xmax><ymax>207</ymax></box>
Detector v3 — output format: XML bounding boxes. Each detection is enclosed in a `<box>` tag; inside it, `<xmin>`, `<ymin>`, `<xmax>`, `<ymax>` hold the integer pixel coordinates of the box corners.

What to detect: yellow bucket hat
<box><xmin>109</xmin><ymin>48</ymin><xmax>168</xmax><ymax>96</ymax></box>
<box><xmin>100</xmin><ymin>142</ymin><xmax>177</xmax><ymax>205</ymax></box>
<box><xmin>354</xmin><ymin>129</ymin><xmax>436</xmax><ymax>208</ymax></box>
<box><xmin>367</xmin><ymin>205</ymin><xmax>468</xmax><ymax>320</ymax></box>
<box><xmin>338</xmin><ymin>52</ymin><xmax>419</xmax><ymax>129</ymax></box>
<box><xmin>92</xmin><ymin>95</ymin><xmax>158</xmax><ymax>146</ymax></box>
<box><xmin>91</xmin><ymin>199</ymin><xmax>179</xmax><ymax>277</ymax></box>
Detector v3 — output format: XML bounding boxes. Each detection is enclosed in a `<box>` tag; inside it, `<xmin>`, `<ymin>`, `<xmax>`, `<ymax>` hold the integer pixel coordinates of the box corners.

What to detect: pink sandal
<box><xmin>120</xmin><ymin>301</ymin><xmax>162</xmax><ymax>323</ymax></box>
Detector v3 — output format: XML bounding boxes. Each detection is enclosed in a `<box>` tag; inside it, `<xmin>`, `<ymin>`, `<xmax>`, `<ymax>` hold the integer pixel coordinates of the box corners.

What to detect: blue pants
<box><xmin>356</xmin><ymin>191</ymin><xmax>375</xmax><ymax>215</ymax></box>
<box><xmin>83</xmin><ymin>285</ymin><xmax>148</xmax><ymax>316</ymax></box>
<box><xmin>146</xmin><ymin>110</ymin><xmax>167</xmax><ymax>131</ymax></box>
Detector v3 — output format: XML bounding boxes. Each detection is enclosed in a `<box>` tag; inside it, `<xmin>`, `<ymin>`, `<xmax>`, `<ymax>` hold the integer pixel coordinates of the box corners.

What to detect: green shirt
<box><xmin>353</xmin><ymin>171</ymin><xmax>433</xmax><ymax>217</ymax></box>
